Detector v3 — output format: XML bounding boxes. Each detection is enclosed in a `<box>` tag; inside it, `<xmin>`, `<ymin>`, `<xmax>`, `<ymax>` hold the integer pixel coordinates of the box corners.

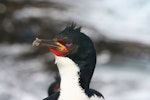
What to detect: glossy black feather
<box><xmin>43</xmin><ymin>93</ymin><xmax>59</xmax><ymax>100</ymax></box>
<box><xmin>48</xmin><ymin>75</ymin><xmax>60</xmax><ymax>96</ymax></box>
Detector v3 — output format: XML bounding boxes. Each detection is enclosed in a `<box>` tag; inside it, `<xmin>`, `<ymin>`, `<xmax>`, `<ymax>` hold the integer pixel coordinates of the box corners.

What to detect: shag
<box><xmin>33</xmin><ymin>24</ymin><xmax>104</xmax><ymax>100</ymax></box>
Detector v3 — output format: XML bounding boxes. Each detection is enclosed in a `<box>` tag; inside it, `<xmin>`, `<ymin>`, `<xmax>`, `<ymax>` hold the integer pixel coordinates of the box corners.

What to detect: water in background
<box><xmin>0</xmin><ymin>0</ymin><xmax>150</xmax><ymax>100</ymax></box>
<box><xmin>0</xmin><ymin>44</ymin><xmax>150</xmax><ymax>100</ymax></box>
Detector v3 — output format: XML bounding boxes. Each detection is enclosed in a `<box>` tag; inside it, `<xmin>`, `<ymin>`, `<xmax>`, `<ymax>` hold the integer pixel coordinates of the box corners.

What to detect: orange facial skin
<box><xmin>49</xmin><ymin>42</ymin><xmax>69</xmax><ymax>56</ymax></box>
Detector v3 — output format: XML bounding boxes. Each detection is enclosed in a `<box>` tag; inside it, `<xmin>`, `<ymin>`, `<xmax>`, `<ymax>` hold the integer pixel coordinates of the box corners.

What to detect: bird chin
<box><xmin>49</xmin><ymin>48</ymin><xmax>66</xmax><ymax>57</ymax></box>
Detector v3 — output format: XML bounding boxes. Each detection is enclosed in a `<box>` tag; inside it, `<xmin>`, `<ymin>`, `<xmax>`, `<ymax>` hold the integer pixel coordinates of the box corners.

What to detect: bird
<box><xmin>32</xmin><ymin>24</ymin><xmax>104</xmax><ymax>100</ymax></box>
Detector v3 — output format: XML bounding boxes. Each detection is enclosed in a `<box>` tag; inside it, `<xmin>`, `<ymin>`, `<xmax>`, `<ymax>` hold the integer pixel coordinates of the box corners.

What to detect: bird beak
<box><xmin>32</xmin><ymin>38</ymin><xmax>69</xmax><ymax>56</ymax></box>
<box><xmin>32</xmin><ymin>38</ymin><xmax>58</xmax><ymax>48</ymax></box>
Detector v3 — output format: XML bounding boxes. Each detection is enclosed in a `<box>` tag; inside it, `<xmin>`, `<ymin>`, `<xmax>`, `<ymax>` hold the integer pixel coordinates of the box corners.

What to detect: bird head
<box><xmin>33</xmin><ymin>24</ymin><xmax>95</xmax><ymax>58</ymax></box>
<box><xmin>33</xmin><ymin>24</ymin><xmax>96</xmax><ymax>89</ymax></box>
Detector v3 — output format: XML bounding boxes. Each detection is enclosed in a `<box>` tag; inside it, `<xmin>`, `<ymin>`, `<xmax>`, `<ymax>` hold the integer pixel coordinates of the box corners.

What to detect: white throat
<box><xmin>55</xmin><ymin>56</ymin><xmax>89</xmax><ymax>100</ymax></box>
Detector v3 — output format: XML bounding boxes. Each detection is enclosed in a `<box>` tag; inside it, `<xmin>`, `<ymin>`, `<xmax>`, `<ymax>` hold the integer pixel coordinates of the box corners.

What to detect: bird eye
<box><xmin>65</xmin><ymin>42</ymin><xmax>73</xmax><ymax>47</ymax></box>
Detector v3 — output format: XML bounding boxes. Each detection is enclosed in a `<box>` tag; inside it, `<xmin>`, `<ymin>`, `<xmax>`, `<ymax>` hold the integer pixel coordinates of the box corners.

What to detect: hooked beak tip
<box><xmin>32</xmin><ymin>38</ymin><xmax>41</xmax><ymax>46</ymax></box>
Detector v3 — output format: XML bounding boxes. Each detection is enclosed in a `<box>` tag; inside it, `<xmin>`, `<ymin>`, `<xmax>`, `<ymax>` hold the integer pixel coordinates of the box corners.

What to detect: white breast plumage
<box><xmin>55</xmin><ymin>56</ymin><xmax>89</xmax><ymax>100</ymax></box>
<box><xmin>90</xmin><ymin>95</ymin><xmax>104</xmax><ymax>100</ymax></box>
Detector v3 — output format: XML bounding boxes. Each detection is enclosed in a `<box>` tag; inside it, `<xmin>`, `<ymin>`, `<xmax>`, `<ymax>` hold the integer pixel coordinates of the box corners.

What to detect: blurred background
<box><xmin>0</xmin><ymin>0</ymin><xmax>150</xmax><ymax>100</ymax></box>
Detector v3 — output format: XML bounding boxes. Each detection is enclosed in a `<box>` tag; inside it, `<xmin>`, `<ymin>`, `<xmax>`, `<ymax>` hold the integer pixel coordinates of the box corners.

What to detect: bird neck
<box><xmin>75</xmin><ymin>56</ymin><xmax>96</xmax><ymax>90</ymax></box>
<box><xmin>55</xmin><ymin>56</ymin><xmax>80</xmax><ymax>83</ymax></box>
<box><xmin>55</xmin><ymin>56</ymin><xmax>89</xmax><ymax>100</ymax></box>
<box><xmin>68</xmin><ymin>48</ymin><xmax>96</xmax><ymax>90</ymax></box>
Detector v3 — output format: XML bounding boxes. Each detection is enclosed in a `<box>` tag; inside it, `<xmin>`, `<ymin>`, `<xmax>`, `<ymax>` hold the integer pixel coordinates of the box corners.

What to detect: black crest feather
<box><xmin>65</xmin><ymin>23</ymin><xmax>82</xmax><ymax>32</ymax></box>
